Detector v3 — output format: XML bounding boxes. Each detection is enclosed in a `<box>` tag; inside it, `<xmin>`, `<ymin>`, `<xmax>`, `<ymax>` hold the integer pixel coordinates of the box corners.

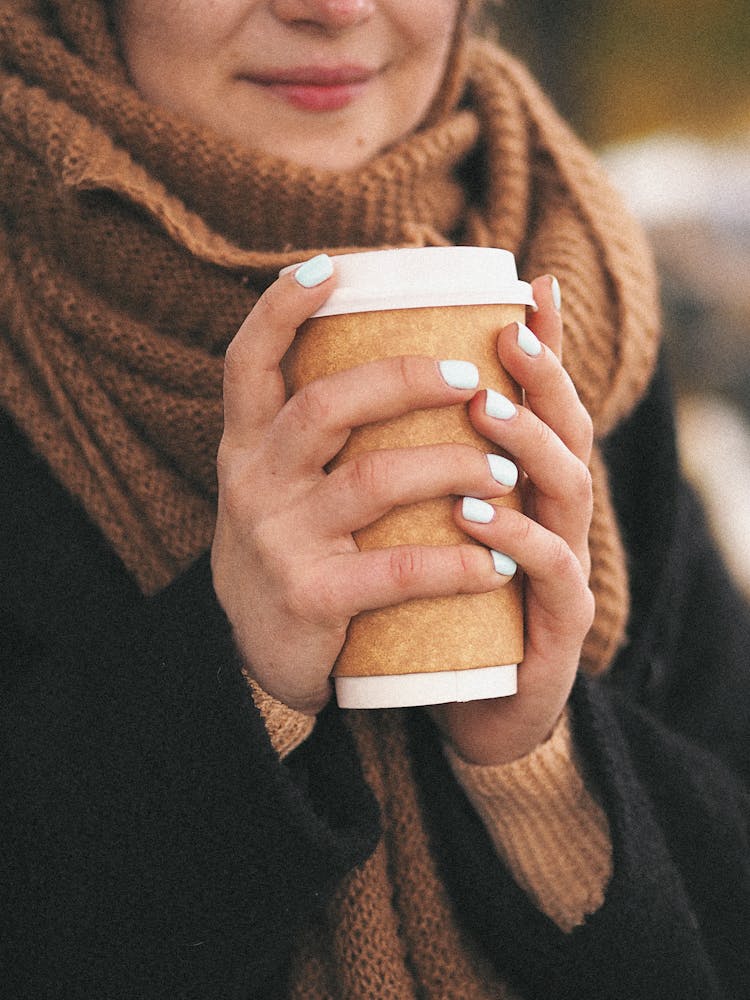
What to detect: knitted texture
<box><xmin>246</xmin><ymin>676</ymin><xmax>316</xmax><ymax>760</ymax></box>
<box><xmin>290</xmin><ymin>709</ymin><xmax>516</xmax><ymax>1000</ymax></box>
<box><xmin>0</xmin><ymin>3</ymin><xmax>662</xmax><ymax>996</ymax></box>
<box><xmin>445</xmin><ymin>708</ymin><xmax>612</xmax><ymax>933</ymax></box>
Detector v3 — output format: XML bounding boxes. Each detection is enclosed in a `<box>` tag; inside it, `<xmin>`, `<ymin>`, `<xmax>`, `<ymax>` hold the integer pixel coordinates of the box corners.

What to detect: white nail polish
<box><xmin>550</xmin><ymin>275</ymin><xmax>562</xmax><ymax>312</ymax></box>
<box><xmin>491</xmin><ymin>550</ymin><xmax>517</xmax><ymax>577</ymax></box>
<box><xmin>439</xmin><ymin>360</ymin><xmax>480</xmax><ymax>390</ymax></box>
<box><xmin>517</xmin><ymin>322</ymin><xmax>542</xmax><ymax>358</ymax></box>
<box><xmin>294</xmin><ymin>253</ymin><xmax>333</xmax><ymax>288</ymax></box>
<box><xmin>462</xmin><ymin>497</ymin><xmax>495</xmax><ymax>524</ymax></box>
<box><xmin>487</xmin><ymin>454</ymin><xmax>518</xmax><ymax>488</ymax></box>
<box><xmin>485</xmin><ymin>388</ymin><xmax>517</xmax><ymax>420</ymax></box>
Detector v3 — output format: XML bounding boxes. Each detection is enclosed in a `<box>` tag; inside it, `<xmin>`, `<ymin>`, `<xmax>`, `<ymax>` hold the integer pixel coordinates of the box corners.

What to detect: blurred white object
<box><xmin>677</xmin><ymin>394</ymin><xmax>750</xmax><ymax>599</ymax></box>
<box><xmin>602</xmin><ymin>132</ymin><xmax>750</xmax><ymax>232</ymax></box>
<box><xmin>603</xmin><ymin>131</ymin><xmax>750</xmax><ymax>312</ymax></box>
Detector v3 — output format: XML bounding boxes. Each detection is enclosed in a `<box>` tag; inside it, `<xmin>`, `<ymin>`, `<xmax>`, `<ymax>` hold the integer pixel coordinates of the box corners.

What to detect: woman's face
<box><xmin>113</xmin><ymin>0</ymin><xmax>461</xmax><ymax>171</ymax></box>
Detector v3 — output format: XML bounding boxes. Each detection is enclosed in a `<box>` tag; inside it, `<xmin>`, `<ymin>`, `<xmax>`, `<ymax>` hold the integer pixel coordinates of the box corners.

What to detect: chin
<box><xmin>282</xmin><ymin>144</ymin><xmax>379</xmax><ymax>172</ymax></box>
<box><xmin>235</xmin><ymin>126</ymin><xmax>382</xmax><ymax>172</ymax></box>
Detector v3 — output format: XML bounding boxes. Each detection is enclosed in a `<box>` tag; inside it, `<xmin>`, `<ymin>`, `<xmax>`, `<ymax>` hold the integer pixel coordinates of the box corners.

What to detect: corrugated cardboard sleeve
<box><xmin>283</xmin><ymin>304</ymin><xmax>525</xmax><ymax>678</ymax></box>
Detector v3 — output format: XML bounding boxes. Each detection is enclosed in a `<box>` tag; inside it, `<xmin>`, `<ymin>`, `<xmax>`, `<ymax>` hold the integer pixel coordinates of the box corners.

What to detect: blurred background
<box><xmin>479</xmin><ymin>0</ymin><xmax>750</xmax><ymax>595</ymax></box>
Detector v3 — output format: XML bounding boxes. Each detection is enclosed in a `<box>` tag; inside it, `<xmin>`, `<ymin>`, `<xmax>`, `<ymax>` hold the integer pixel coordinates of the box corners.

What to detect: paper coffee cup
<box><xmin>280</xmin><ymin>247</ymin><xmax>535</xmax><ymax>709</ymax></box>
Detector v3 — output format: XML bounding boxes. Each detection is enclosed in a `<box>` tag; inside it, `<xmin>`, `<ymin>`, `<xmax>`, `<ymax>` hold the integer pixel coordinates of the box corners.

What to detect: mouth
<box><xmin>240</xmin><ymin>64</ymin><xmax>378</xmax><ymax>112</ymax></box>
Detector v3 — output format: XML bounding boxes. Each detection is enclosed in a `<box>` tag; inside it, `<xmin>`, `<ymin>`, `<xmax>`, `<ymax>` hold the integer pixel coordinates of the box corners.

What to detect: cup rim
<box><xmin>280</xmin><ymin>247</ymin><xmax>537</xmax><ymax>317</ymax></box>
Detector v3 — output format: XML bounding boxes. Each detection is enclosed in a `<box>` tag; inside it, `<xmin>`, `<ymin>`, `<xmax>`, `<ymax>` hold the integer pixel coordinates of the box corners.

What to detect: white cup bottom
<box><xmin>334</xmin><ymin>664</ymin><xmax>517</xmax><ymax>710</ymax></box>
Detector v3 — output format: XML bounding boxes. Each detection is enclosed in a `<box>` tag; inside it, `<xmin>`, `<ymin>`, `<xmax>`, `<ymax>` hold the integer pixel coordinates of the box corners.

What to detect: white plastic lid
<box><xmin>334</xmin><ymin>663</ymin><xmax>518</xmax><ymax>710</ymax></box>
<box><xmin>281</xmin><ymin>247</ymin><xmax>535</xmax><ymax>317</ymax></box>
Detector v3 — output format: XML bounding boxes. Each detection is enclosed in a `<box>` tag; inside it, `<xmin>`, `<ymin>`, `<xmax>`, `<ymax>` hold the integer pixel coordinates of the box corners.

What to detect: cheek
<box><xmin>403</xmin><ymin>0</ymin><xmax>461</xmax><ymax>49</ymax></box>
<box><xmin>403</xmin><ymin>5</ymin><xmax>460</xmax><ymax>92</ymax></box>
<box><xmin>114</xmin><ymin>1</ymin><xmax>230</xmax><ymax>105</ymax></box>
<box><xmin>115</xmin><ymin>1</ymin><xmax>220</xmax><ymax>64</ymax></box>
<box><xmin>399</xmin><ymin>0</ymin><xmax>461</xmax><ymax>97</ymax></box>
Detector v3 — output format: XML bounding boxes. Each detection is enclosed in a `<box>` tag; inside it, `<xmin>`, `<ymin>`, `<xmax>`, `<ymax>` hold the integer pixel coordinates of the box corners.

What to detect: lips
<box><xmin>242</xmin><ymin>64</ymin><xmax>377</xmax><ymax>112</ymax></box>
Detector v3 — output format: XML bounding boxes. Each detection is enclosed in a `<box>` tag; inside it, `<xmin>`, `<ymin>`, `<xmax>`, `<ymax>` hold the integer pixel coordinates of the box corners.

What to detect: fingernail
<box><xmin>439</xmin><ymin>360</ymin><xmax>479</xmax><ymax>390</ymax></box>
<box><xmin>485</xmin><ymin>388</ymin><xmax>516</xmax><ymax>420</ymax></box>
<box><xmin>294</xmin><ymin>253</ymin><xmax>333</xmax><ymax>288</ymax></box>
<box><xmin>462</xmin><ymin>496</ymin><xmax>495</xmax><ymax>523</ymax></box>
<box><xmin>550</xmin><ymin>275</ymin><xmax>562</xmax><ymax>312</ymax></box>
<box><xmin>487</xmin><ymin>454</ymin><xmax>518</xmax><ymax>488</ymax></box>
<box><xmin>517</xmin><ymin>322</ymin><xmax>542</xmax><ymax>358</ymax></box>
<box><xmin>491</xmin><ymin>550</ymin><xmax>517</xmax><ymax>577</ymax></box>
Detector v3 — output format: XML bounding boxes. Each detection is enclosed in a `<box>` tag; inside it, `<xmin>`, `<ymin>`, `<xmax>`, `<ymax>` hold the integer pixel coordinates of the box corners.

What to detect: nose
<box><xmin>270</xmin><ymin>0</ymin><xmax>375</xmax><ymax>31</ymax></box>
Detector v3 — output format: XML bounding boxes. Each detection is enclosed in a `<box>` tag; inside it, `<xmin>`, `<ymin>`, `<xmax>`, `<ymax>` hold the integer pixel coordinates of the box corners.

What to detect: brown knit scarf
<box><xmin>0</xmin><ymin>2</ymin><xmax>661</xmax><ymax>995</ymax></box>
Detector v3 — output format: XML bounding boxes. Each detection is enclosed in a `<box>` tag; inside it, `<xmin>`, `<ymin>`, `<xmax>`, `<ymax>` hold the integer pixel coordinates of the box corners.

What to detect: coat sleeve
<box><xmin>408</xmin><ymin>359</ymin><xmax>750</xmax><ymax>1000</ymax></box>
<box><xmin>0</xmin><ymin>412</ymin><xmax>380</xmax><ymax>999</ymax></box>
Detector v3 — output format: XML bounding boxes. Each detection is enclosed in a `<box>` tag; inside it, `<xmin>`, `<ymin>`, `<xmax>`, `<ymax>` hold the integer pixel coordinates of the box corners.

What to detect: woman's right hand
<box><xmin>211</xmin><ymin>258</ymin><xmax>518</xmax><ymax>715</ymax></box>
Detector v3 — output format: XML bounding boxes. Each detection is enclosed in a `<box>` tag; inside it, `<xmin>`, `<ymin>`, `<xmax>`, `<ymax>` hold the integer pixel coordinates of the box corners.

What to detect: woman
<box><xmin>1</xmin><ymin>2</ymin><xmax>748</xmax><ymax>998</ymax></box>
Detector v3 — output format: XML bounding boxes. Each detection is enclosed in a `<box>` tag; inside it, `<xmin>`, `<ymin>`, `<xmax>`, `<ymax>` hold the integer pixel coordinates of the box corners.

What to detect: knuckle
<box><xmin>222</xmin><ymin>336</ymin><xmax>249</xmax><ymax>387</ymax></box>
<box><xmin>217</xmin><ymin>455</ymin><xmax>250</xmax><ymax>521</ymax></box>
<box><xmin>388</xmin><ymin>545</ymin><xmax>425</xmax><ymax>591</ymax></box>
<box><xmin>215</xmin><ymin>439</ymin><xmax>232</xmax><ymax>484</ymax></box>
<box><xmin>450</xmin><ymin>546</ymin><xmax>487</xmax><ymax>595</ymax></box>
<box><xmin>581</xmin><ymin>586</ymin><xmax>596</xmax><ymax>632</ymax></box>
<box><xmin>395</xmin><ymin>354</ymin><xmax>422</xmax><ymax>395</ymax></box>
<box><xmin>255</xmin><ymin>277</ymin><xmax>287</xmax><ymax>324</ymax></box>
<box><xmin>547</xmin><ymin>535</ymin><xmax>577</xmax><ymax>579</ymax></box>
<box><xmin>456</xmin><ymin>544</ymin><xmax>484</xmax><ymax>582</ymax></box>
<box><xmin>348</xmin><ymin>451</ymin><xmax>388</xmax><ymax>503</ymax></box>
<box><xmin>314</xmin><ymin>580</ymin><xmax>350</xmax><ymax>628</ymax></box>
<box><xmin>293</xmin><ymin>379</ymin><xmax>335</xmax><ymax>427</ymax></box>
<box><xmin>219</xmin><ymin>479</ymin><xmax>247</xmax><ymax>524</ymax></box>
<box><xmin>568</xmin><ymin>584</ymin><xmax>597</xmax><ymax>642</ymax></box>
<box><xmin>530</xmin><ymin>416</ymin><xmax>554</xmax><ymax>453</ymax></box>
<box><xmin>571</xmin><ymin>458</ymin><xmax>594</xmax><ymax>506</ymax></box>
<box><xmin>282</xmin><ymin>566</ymin><xmax>319</xmax><ymax>621</ymax></box>
<box><xmin>538</xmin><ymin>359</ymin><xmax>567</xmax><ymax>396</ymax></box>
<box><xmin>216</xmin><ymin>440</ymin><xmax>269</xmax><ymax>520</ymax></box>
<box><xmin>253</xmin><ymin>518</ymin><xmax>287</xmax><ymax>569</ymax></box>
<box><xmin>236</xmin><ymin>512</ymin><xmax>285</xmax><ymax>578</ymax></box>
<box><xmin>579</xmin><ymin>406</ymin><xmax>594</xmax><ymax>451</ymax></box>
<box><xmin>512</xmin><ymin>510</ymin><xmax>535</xmax><ymax>548</ymax></box>
<box><xmin>457</xmin><ymin>544</ymin><xmax>476</xmax><ymax>576</ymax></box>
<box><xmin>278</xmin><ymin>558</ymin><xmax>341</xmax><ymax>624</ymax></box>
<box><xmin>570</xmin><ymin>403</ymin><xmax>594</xmax><ymax>459</ymax></box>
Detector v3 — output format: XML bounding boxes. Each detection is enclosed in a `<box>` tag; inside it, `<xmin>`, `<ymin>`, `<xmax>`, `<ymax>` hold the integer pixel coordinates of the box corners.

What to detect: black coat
<box><xmin>2</xmin><ymin>359</ymin><xmax>749</xmax><ymax>999</ymax></box>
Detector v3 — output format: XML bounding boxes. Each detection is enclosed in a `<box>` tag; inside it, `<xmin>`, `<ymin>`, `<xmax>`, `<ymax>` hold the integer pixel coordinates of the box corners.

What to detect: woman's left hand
<box><xmin>429</xmin><ymin>275</ymin><xmax>595</xmax><ymax>765</ymax></box>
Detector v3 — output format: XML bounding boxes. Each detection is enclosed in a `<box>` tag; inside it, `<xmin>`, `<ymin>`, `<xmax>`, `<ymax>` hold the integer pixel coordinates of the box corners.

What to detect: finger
<box><xmin>310</xmin><ymin>442</ymin><xmax>519</xmax><ymax>537</ymax></box>
<box><xmin>467</xmin><ymin>393</ymin><xmax>592</xmax><ymax>558</ymax></box>
<box><xmin>495</xmin><ymin>322</ymin><xmax>593</xmax><ymax>464</ymax></box>
<box><xmin>222</xmin><ymin>255</ymin><xmax>336</xmax><ymax>444</ymax></box>
<box><xmin>527</xmin><ymin>274</ymin><xmax>563</xmax><ymax>359</ymax></box>
<box><xmin>456</xmin><ymin>500</ymin><xmax>595</xmax><ymax>646</ymax></box>
<box><xmin>266</xmin><ymin>355</ymin><xmax>481</xmax><ymax>474</ymax></box>
<box><xmin>298</xmin><ymin>541</ymin><xmax>517</xmax><ymax>623</ymax></box>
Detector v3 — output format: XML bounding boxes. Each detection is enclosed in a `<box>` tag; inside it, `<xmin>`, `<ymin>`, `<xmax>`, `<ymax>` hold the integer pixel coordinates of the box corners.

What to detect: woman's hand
<box><xmin>429</xmin><ymin>275</ymin><xmax>595</xmax><ymax>764</ymax></box>
<box><xmin>211</xmin><ymin>258</ymin><xmax>522</xmax><ymax>715</ymax></box>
